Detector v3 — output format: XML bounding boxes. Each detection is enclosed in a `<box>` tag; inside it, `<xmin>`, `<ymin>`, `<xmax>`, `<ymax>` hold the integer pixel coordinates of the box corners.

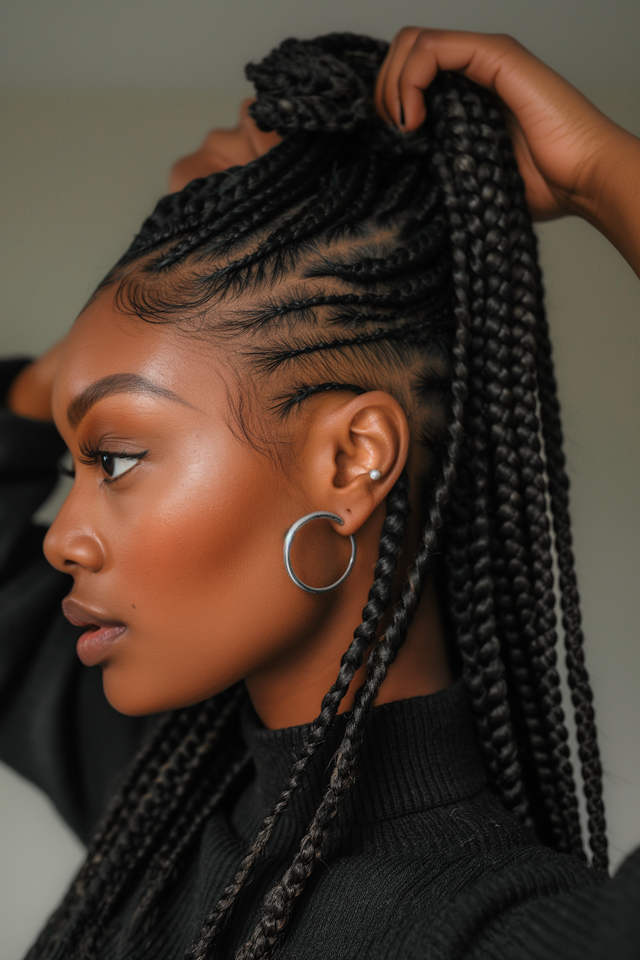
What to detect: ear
<box><xmin>297</xmin><ymin>391</ymin><xmax>410</xmax><ymax>537</ymax></box>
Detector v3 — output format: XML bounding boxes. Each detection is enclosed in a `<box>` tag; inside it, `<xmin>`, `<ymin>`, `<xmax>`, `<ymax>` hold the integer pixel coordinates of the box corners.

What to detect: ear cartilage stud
<box><xmin>369</xmin><ymin>469</ymin><xmax>382</xmax><ymax>481</ymax></box>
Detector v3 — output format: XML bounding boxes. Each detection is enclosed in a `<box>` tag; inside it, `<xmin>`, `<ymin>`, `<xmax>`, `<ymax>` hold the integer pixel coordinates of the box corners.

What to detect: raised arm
<box><xmin>375</xmin><ymin>28</ymin><xmax>640</xmax><ymax>278</ymax></box>
<box><xmin>0</xmin><ymin>359</ymin><xmax>153</xmax><ymax>842</ymax></box>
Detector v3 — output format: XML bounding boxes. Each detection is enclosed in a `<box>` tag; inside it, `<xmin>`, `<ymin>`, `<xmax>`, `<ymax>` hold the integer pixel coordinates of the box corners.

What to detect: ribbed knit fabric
<box><xmin>0</xmin><ymin>358</ymin><xmax>638</xmax><ymax>960</ymax></box>
<box><xmin>97</xmin><ymin>684</ymin><xmax>605</xmax><ymax>960</ymax></box>
<box><xmin>235</xmin><ymin>683</ymin><xmax>488</xmax><ymax>850</ymax></box>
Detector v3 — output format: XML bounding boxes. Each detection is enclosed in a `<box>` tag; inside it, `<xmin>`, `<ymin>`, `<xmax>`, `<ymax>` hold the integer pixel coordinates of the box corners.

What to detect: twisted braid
<box><xmin>185</xmin><ymin>474</ymin><xmax>410</xmax><ymax>959</ymax></box>
<box><xmin>26</xmin><ymin>703</ymin><xmax>205</xmax><ymax>955</ymax></box>
<box><xmin>28</xmin><ymin>689</ymin><xmax>246</xmax><ymax>959</ymax></box>
<box><xmin>508</xmin><ymin>314</ymin><xmax>583</xmax><ymax>853</ymax></box>
<box><xmin>131</xmin><ymin>751</ymin><xmax>253</xmax><ymax>932</ymax></box>
<box><xmin>535</xmin><ymin>308</ymin><xmax>609</xmax><ymax>868</ymax></box>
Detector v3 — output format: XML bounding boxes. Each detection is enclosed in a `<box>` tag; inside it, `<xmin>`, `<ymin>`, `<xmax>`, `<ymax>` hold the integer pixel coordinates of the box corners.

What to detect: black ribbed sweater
<box><xmin>0</xmin><ymin>358</ymin><xmax>638</xmax><ymax>960</ymax></box>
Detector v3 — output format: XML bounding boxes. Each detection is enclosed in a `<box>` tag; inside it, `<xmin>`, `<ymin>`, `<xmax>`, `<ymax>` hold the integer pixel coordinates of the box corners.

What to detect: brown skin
<box><xmin>42</xmin><ymin>292</ymin><xmax>450</xmax><ymax>725</ymax></box>
<box><xmin>10</xmin><ymin>29</ymin><xmax>640</xmax><ymax>727</ymax></box>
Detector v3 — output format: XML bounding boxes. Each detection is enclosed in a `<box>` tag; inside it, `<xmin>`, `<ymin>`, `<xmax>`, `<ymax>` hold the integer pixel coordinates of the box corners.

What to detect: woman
<box><xmin>2</xmin><ymin>28</ymin><xmax>639</xmax><ymax>960</ymax></box>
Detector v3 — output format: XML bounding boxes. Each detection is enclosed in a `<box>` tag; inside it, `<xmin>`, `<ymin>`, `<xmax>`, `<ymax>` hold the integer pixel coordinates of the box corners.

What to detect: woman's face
<box><xmin>44</xmin><ymin>292</ymin><xmax>363</xmax><ymax>719</ymax></box>
<box><xmin>42</xmin><ymin>103</ymin><xmax>449</xmax><ymax>725</ymax></box>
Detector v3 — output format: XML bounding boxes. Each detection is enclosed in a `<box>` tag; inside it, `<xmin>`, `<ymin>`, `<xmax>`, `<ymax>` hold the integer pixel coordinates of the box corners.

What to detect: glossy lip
<box><xmin>62</xmin><ymin>596</ymin><xmax>127</xmax><ymax>667</ymax></box>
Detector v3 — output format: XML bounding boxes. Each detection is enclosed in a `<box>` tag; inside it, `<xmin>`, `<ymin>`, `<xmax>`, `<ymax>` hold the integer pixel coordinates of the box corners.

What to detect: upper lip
<box><xmin>62</xmin><ymin>596</ymin><xmax>126</xmax><ymax>630</ymax></box>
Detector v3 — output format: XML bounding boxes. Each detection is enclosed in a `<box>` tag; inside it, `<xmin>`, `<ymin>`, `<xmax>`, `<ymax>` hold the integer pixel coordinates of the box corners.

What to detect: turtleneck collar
<box><xmin>232</xmin><ymin>681</ymin><xmax>487</xmax><ymax>853</ymax></box>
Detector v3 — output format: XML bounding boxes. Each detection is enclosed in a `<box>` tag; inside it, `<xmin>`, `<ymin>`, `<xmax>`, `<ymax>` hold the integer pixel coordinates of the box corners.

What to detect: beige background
<box><xmin>1</xmin><ymin>4</ymin><xmax>639</xmax><ymax>958</ymax></box>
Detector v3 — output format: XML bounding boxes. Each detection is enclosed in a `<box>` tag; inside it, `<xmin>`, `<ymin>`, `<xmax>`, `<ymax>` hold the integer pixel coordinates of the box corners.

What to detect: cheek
<box><xmin>100</xmin><ymin>446</ymin><xmax>316</xmax><ymax>713</ymax></box>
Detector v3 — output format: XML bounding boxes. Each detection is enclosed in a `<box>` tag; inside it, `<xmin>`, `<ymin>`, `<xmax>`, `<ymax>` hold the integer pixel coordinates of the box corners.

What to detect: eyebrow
<box><xmin>67</xmin><ymin>373</ymin><xmax>191</xmax><ymax>428</ymax></box>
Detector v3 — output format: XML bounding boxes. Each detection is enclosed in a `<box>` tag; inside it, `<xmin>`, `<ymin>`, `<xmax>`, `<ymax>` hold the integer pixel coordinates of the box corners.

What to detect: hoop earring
<box><xmin>283</xmin><ymin>512</ymin><xmax>357</xmax><ymax>594</ymax></box>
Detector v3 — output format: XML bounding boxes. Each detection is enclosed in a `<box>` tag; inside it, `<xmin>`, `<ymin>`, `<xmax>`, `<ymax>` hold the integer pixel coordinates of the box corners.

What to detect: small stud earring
<box><xmin>369</xmin><ymin>469</ymin><xmax>382</xmax><ymax>481</ymax></box>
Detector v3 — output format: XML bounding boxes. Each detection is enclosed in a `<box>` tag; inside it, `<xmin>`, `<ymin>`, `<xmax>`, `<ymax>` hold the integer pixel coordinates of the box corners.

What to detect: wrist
<box><xmin>569</xmin><ymin>124</ymin><xmax>640</xmax><ymax>221</ymax></box>
<box><xmin>571</xmin><ymin>126</ymin><xmax>640</xmax><ymax>275</ymax></box>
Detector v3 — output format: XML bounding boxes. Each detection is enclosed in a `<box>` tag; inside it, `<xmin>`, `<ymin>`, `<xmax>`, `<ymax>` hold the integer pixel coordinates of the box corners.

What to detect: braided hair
<box><xmin>28</xmin><ymin>32</ymin><xmax>608</xmax><ymax>960</ymax></box>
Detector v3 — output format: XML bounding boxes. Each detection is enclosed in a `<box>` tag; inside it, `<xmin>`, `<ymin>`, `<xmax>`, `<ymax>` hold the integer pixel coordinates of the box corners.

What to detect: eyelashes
<box><xmin>60</xmin><ymin>442</ymin><xmax>149</xmax><ymax>484</ymax></box>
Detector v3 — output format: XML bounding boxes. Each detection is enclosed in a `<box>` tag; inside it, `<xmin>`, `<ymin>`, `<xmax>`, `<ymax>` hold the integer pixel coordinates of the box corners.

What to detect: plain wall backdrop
<box><xmin>0</xmin><ymin>3</ymin><xmax>639</xmax><ymax>958</ymax></box>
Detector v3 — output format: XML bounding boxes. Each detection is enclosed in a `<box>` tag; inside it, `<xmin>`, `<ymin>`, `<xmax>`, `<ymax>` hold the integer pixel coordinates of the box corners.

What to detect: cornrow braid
<box><xmin>121</xmin><ymin>136</ymin><xmax>314</xmax><ymax>265</ymax></box>
<box><xmin>30</xmin><ymin>31</ymin><xmax>608</xmax><ymax>960</ymax></box>
<box><xmin>229</xmin><ymin>279</ymin><xmax>450</xmax><ymax>333</ymax></box>
<box><xmin>249</xmin><ymin>318</ymin><xmax>451</xmax><ymax>375</ymax></box>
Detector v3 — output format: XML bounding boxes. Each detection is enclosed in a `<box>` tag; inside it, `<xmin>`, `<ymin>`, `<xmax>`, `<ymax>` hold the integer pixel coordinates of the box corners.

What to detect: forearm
<box><xmin>5</xmin><ymin>341</ymin><xmax>61</xmax><ymax>421</ymax></box>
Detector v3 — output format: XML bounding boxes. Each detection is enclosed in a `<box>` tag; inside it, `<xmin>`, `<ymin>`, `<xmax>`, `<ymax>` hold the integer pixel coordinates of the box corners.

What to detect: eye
<box><xmin>77</xmin><ymin>443</ymin><xmax>149</xmax><ymax>481</ymax></box>
<box><xmin>100</xmin><ymin>453</ymin><xmax>142</xmax><ymax>480</ymax></box>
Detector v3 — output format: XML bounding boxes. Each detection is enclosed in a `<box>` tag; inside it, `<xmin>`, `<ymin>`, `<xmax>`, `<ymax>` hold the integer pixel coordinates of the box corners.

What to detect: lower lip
<box><xmin>76</xmin><ymin>625</ymin><xmax>127</xmax><ymax>667</ymax></box>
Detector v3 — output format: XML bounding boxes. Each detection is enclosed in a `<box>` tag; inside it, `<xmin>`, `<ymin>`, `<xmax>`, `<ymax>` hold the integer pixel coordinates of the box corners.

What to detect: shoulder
<box><xmin>287</xmin><ymin>792</ymin><xmax>588</xmax><ymax>959</ymax></box>
<box><xmin>372</xmin><ymin>847</ymin><xmax>624</xmax><ymax>960</ymax></box>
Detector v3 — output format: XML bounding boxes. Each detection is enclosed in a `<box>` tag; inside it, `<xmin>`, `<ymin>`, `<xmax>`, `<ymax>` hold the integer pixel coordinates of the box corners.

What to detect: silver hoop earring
<box><xmin>283</xmin><ymin>512</ymin><xmax>357</xmax><ymax>594</ymax></box>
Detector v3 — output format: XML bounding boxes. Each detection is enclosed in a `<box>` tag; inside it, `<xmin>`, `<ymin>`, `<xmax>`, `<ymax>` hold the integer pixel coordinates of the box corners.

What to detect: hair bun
<box><xmin>246</xmin><ymin>34</ymin><xmax>388</xmax><ymax>136</ymax></box>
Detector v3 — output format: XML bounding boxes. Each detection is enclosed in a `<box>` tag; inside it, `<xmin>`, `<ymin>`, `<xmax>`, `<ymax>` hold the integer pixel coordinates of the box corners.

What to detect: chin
<box><xmin>100</xmin><ymin>663</ymin><xmax>228</xmax><ymax>717</ymax></box>
<box><xmin>101</xmin><ymin>666</ymin><xmax>175</xmax><ymax>716</ymax></box>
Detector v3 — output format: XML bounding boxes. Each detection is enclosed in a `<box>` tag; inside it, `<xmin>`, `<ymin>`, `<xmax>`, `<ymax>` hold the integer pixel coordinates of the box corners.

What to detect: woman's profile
<box><xmin>1</xmin><ymin>27</ymin><xmax>639</xmax><ymax>960</ymax></box>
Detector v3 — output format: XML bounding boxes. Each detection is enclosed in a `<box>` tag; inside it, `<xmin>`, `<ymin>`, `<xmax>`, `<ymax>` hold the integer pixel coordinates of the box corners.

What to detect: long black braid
<box><xmin>28</xmin><ymin>31</ymin><xmax>608</xmax><ymax>960</ymax></box>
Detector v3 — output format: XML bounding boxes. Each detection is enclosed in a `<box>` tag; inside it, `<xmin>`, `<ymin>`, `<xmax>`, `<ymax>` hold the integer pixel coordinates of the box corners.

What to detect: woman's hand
<box><xmin>375</xmin><ymin>28</ymin><xmax>640</xmax><ymax>275</ymax></box>
<box><xmin>6</xmin><ymin>340</ymin><xmax>63</xmax><ymax>421</ymax></box>
<box><xmin>169</xmin><ymin>98</ymin><xmax>281</xmax><ymax>192</ymax></box>
<box><xmin>375</xmin><ymin>30</ymin><xmax>634</xmax><ymax>219</ymax></box>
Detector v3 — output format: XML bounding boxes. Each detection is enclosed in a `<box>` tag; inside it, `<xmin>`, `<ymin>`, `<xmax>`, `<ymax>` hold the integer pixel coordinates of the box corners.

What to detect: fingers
<box><xmin>375</xmin><ymin>28</ymin><xmax>425</xmax><ymax>127</ymax></box>
<box><xmin>376</xmin><ymin>28</ymin><xmax>542</xmax><ymax>132</ymax></box>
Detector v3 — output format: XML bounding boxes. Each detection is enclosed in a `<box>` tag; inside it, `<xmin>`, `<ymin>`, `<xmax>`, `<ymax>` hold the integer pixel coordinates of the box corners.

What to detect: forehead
<box><xmin>53</xmin><ymin>290</ymin><xmax>221</xmax><ymax>414</ymax></box>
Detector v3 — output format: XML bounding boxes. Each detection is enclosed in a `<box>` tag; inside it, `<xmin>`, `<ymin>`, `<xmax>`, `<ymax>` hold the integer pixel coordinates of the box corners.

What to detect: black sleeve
<box><xmin>0</xmin><ymin>359</ymin><xmax>153</xmax><ymax>844</ymax></box>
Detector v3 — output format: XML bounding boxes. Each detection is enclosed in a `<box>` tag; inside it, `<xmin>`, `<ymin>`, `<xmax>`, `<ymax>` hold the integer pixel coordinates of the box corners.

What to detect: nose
<box><xmin>43</xmin><ymin>494</ymin><xmax>105</xmax><ymax>574</ymax></box>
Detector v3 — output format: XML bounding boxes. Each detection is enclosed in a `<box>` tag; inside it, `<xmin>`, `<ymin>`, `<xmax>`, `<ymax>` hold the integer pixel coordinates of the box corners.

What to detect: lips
<box><xmin>62</xmin><ymin>596</ymin><xmax>127</xmax><ymax>667</ymax></box>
